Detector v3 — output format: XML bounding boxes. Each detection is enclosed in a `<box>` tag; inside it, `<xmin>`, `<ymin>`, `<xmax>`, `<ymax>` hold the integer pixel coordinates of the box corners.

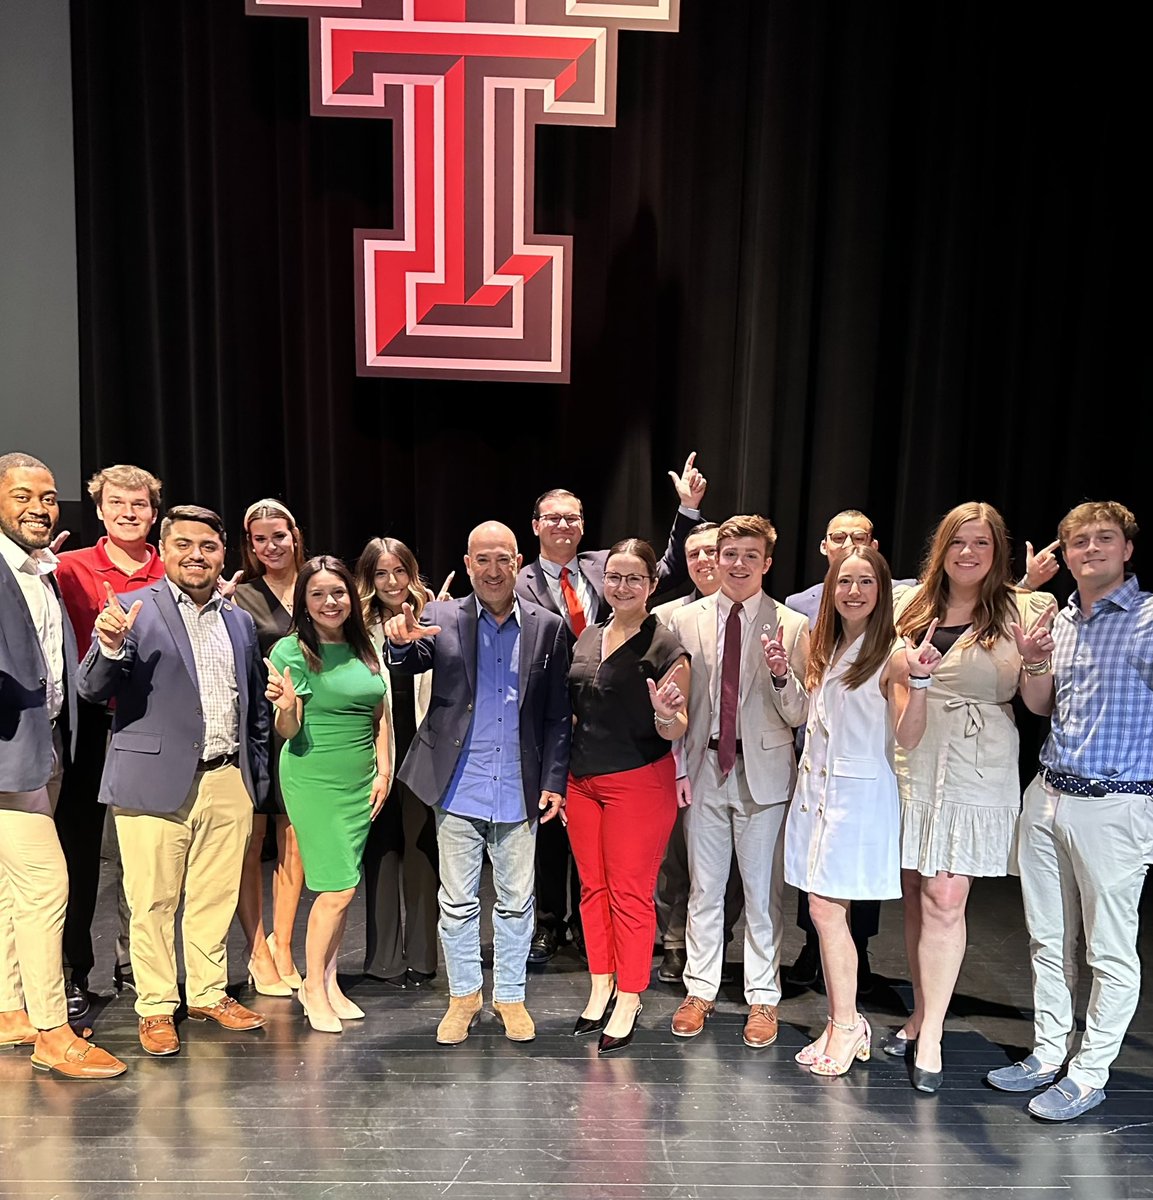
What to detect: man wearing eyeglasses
<box><xmin>517</xmin><ymin>454</ymin><xmax>708</xmax><ymax>963</ymax></box>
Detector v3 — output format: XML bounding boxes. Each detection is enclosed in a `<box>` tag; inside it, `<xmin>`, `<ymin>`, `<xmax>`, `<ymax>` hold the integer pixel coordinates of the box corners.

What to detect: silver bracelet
<box><xmin>907</xmin><ymin>674</ymin><xmax>932</xmax><ymax>690</ymax></box>
<box><xmin>653</xmin><ymin>711</ymin><xmax>679</xmax><ymax>728</ymax></box>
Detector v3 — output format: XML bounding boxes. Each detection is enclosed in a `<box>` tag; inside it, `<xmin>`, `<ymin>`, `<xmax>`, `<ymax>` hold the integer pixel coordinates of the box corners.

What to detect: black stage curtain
<box><xmin>70</xmin><ymin>1</ymin><xmax>1149</xmax><ymax>593</ymax></box>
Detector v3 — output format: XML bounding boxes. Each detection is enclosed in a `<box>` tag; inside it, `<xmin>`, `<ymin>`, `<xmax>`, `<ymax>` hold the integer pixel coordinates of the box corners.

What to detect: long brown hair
<box><xmin>806</xmin><ymin>546</ymin><xmax>895</xmax><ymax>692</ymax></box>
<box><xmin>354</xmin><ymin>536</ymin><xmax>427</xmax><ymax>626</ymax></box>
<box><xmin>290</xmin><ymin>556</ymin><xmax>380</xmax><ymax>675</ymax></box>
<box><xmin>897</xmin><ymin>502</ymin><xmax>1015</xmax><ymax>651</ymax></box>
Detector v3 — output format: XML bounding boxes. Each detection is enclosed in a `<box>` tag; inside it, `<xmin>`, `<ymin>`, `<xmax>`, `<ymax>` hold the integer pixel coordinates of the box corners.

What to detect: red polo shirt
<box><xmin>56</xmin><ymin>537</ymin><xmax>166</xmax><ymax>660</ymax></box>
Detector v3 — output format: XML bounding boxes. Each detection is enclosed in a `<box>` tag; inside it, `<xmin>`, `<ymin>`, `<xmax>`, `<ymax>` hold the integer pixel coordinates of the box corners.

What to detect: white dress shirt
<box><xmin>0</xmin><ymin>529</ymin><xmax>65</xmax><ymax>720</ymax></box>
<box><xmin>711</xmin><ymin>590</ymin><xmax>766</xmax><ymax>739</ymax></box>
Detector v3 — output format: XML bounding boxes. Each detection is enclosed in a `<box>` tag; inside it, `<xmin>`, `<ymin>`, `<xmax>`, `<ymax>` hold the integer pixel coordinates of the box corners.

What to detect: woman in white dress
<box><xmin>785</xmin><ymin>546</ymin><xmax>942</xmax><ymax>1077</ymax></box>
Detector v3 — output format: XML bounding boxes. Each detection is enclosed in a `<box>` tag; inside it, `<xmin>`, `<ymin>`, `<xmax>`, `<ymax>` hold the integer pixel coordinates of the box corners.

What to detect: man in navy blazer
<box><xmin>387</xmin><ymin>521</ymin><xmax>570</xmax><ymax>1046</ymax></box>
<box><xmin>77</xmin><ymin>504</ymin><xmax>269</xmax><ymax>1057</ymax></box>
<box><xmin>0</xmin><ymin>451</ymin><xmax>125</xmax><ymax>1078</ymax></box>
<box><xmin>514</xmin><ymin>452</ymin><xmax>708</xmax><ymax>963</ymax></box>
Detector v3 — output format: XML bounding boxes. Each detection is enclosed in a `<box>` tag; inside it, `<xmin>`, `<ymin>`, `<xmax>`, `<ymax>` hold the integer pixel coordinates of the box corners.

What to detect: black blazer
<box><xmin>0</xmin><ymin>561</ymin><xmax>77</xmax><ymax>792</ymax></box>
<box><xmin>515</xmin><ymin>506</ymin><xmax>699</xmax><ymax>634</ymax></box>
<box><xmin>387</xmin><ymin>595</ymin><xmax>571</xmax><ymax>821</ymax></box>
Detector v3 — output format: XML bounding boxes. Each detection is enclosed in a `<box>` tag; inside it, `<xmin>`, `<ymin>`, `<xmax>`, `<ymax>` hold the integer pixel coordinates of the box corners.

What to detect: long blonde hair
<box><xmin>897</xmin><ymin>502</ymin><xmax>1015</xmax><ymax>651</ymax></box>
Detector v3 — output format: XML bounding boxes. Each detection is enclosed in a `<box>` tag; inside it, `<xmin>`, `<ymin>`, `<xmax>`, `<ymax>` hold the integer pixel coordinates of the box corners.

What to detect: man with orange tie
<box><xmin>515</xmin><ymin>454</ymin><xmax>707</xmax><ymax>961</ymax></box>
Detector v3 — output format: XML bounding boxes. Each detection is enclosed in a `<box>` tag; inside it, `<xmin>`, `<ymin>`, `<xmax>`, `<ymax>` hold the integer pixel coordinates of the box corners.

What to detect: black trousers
<box><xmin>362</xmin><ymin>784</ymin><xmax>440</xmax><ymax>977</ymax></box>
<box><xmin>796</xmin><ymin>890</ymin><xmax>881</xmax><ymax>944</ymax></box>
<box><xmin>534</xmin><ymin>814</ymin><xmax>582</xmax><ymax>936</ymax></box>
<box><xmin>53</xmin><ymin>700</ymin><xmax>113</xmax><ymax>980</ymax></box>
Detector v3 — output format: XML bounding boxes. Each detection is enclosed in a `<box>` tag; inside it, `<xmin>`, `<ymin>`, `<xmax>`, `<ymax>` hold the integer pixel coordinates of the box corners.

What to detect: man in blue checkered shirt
<box><xmin>986</xmin><ymin>501</ymin><xmax>1153</xmax><ymax>1121</ymax></box>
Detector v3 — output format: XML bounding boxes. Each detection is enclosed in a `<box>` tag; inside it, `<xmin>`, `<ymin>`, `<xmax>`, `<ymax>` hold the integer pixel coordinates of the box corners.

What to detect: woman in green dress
<box><xmin>266</xmin><ymin>556</ymin><xmax>392</xmax><ymax>1033</ymax></box>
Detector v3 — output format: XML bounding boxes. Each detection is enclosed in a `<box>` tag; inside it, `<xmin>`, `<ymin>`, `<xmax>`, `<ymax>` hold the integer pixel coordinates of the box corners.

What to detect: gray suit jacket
<box><xmin>387</xmin><ymin>595</ymin><xmax>572</xmax><ymax>821</ymax></box>
<box><xmin>76</xmin><ymin>582</ymin><xmax>269</xmax><ymax>814</ymax></box>
<box><xmin>0</xmin><ymin>562</ymin><xmax>77</xmax><ymax>792</ymax></box>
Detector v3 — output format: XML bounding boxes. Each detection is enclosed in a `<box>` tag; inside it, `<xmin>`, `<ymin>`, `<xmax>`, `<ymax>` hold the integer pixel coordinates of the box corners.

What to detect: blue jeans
<box><xmin>434</xmin><ymin>809</ymin><xmax>536</xmax><ymax>1002</ymax></box>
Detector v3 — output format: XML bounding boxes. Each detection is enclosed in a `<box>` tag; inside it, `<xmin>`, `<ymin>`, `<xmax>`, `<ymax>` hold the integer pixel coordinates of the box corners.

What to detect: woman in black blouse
<box><xmin>232</xmin><ymin>499</ymin><xmax>306</xmax><ymax>995</ymax></box>
<box><xmin>566</xmin><ymin>538</ymin><xmax>689</xmax><ymax>1054</ymax></box>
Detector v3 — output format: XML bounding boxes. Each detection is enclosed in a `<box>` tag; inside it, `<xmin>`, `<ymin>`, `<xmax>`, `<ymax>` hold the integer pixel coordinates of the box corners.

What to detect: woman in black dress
<box><xmin>354</xmin><ymin>536</ymin><xmax>440</xmax><ymax>987</ymax></box>
<box><xmin>233</xmin><ymin>499</ymin><xmax>306</xmax><ymax>994</ymax></box>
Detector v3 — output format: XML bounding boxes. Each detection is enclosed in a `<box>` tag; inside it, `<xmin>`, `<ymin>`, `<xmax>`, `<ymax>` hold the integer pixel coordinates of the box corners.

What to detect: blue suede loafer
<box><xmin>1027</xmin><ymin>1079</ymin><xmax>1106</xmax><ymax>1121</ymax></box>
<box><xmin>985</xmin><ymin>1054</ymin><xmax>1061</xmax><ymax>1093</ymax></box>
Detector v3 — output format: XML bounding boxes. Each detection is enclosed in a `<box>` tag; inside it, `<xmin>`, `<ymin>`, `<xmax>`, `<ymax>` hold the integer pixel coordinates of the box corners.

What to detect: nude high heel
<box><xmin>810</xmin><ymin>1015</ymin><xmax>871</xmax><ymax>1077</ymax></box>
<box><xmin>298</xmin><ymin>980</ymin><xmax>342</xmax><ymax>1034</ymax></box>
<box><xmin>794</xmin><ymin>1016</ymin><xmax>831</xmax><ymax>1066</ymax></box>
<box><xmin>268</xmin><ymin>932</ymin><xmax>303</xmax><ymax>990</ymax></box>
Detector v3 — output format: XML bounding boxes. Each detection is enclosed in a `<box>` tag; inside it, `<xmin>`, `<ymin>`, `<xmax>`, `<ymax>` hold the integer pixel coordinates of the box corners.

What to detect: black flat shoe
<box><xmin>406</xmin><ymin>968</ymin><xmax>436</xmax><ymax>986</ymax></box>
<box><xmin>573</xmin><ymin>989</ymin><xmax>617</xmax><ymax>1036</ymax></box>
<box><xmin>598</xmin><ymin>1003</ymin><xmax>642</xmax><ymax>1055</ymax></box>
<box><xmin>912</xmin><ymin>1043</ymin><xmax>943</xmax><ymax>1094</ymax></box>
<box><xmin>365</xmin><ymin>971</ymin><xmax>408</xmax><ymax>989</ymax></box>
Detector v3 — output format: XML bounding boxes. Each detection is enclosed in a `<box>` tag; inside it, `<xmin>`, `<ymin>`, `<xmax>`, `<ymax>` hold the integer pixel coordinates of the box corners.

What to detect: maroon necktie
<box><xmin>718</xmin><ymin>601</ymin><xmax>743</xmax><ymax>776</ymax></box>
<box><xmin>560</xmin><ymin>566</ymin><xmax>587</xmax><ymax>636</ymax></box>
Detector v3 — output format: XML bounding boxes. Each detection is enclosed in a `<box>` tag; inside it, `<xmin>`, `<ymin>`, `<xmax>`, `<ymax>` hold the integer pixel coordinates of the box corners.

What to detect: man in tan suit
<box><xmin>666</xmin><ymin>515</ymin><xmax>809</xmax><ymax>1048</ymax></box>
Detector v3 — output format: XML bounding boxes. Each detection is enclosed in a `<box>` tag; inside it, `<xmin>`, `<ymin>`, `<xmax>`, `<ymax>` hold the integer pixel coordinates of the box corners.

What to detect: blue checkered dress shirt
<box><xmin>1041</xmin><ymin>576</ymin><xmax>1153</xmax><ymax>782</ymax></box>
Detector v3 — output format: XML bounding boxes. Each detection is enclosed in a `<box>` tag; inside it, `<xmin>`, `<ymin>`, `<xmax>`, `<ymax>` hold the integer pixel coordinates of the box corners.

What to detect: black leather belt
<box><xmin>707</xmin><ymin>737</ymin><xmax>743</xmax><ymax>756</ymax></box>
<box><xmin>1041</xmin><ymin>765</ymin><xmax>1153</xmax><ymax>799</ymax></box>
<box><xmin>200</xmin><ymin>752</ymin><xmax>239</xmax><ymax>772</ymax></box>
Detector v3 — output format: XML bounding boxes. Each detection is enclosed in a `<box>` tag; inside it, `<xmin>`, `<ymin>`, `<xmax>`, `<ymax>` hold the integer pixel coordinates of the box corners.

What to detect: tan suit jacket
<box><xmin>666</xmin><ymin>592</ymin><xmax>809</xmax><ymax>804</ymax></box>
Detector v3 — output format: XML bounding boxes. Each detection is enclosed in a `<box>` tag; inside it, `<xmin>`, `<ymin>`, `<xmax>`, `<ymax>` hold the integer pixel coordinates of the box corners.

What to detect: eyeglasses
<box><xmin>538</xmin><ymin>513</ymin><xmax>583</xmax><ymax>527</ymax></box>
<box><xmin>604</xmin><ymin>573</ymin><xmax>651</xmax><ymax>588</ymax></box>
<box><xmin>826</xmin><ymin>530</ymin><xmax>872</xmax><ymax>546</ymax></box>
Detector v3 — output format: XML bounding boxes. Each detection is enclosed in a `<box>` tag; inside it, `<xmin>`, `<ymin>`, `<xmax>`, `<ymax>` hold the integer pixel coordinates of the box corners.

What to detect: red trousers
<box><xmin>565</xmin><ymin>757</ymin><xmax>678</xmax><ymax>993</ymax></box>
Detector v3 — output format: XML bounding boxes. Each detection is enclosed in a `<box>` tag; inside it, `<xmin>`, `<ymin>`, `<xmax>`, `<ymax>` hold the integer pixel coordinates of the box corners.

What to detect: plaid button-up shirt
<box><xmin>166</xmin><ymin>579</ymin><xmax>240</xmax><ymax>760</ymax></box>
<box><xmin>1041</xmin><ymin>576</ymin><xmax>1153</xmax><ymax>782</ymax></box>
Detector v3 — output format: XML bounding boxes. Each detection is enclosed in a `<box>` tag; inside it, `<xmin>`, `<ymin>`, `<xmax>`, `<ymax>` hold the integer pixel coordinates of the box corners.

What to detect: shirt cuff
<box><xmin>677</xmin><ymin>505</ymin><xmax>702</xmax><ymax>520</ymax></box>
<box><xmin>771</xmin><ymin>672</ymin><xmax>788</xmax><ymax>690</ymax></box>
<box><xmin>97</xmin><ymin>640</ymin><xmax>126</xmax><ymax>661</ymax></box>
<box><xmin>387</xmin><ymin>640</ymin><xmax>412</xmax><ymax>658</ymax></box>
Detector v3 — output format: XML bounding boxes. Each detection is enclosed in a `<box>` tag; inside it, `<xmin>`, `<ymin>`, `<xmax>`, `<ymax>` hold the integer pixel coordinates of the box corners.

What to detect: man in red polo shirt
<box><xmin>54</xmin><ymin>464</ymin><xmax>165</xmax><ymax>1019</ymax></box>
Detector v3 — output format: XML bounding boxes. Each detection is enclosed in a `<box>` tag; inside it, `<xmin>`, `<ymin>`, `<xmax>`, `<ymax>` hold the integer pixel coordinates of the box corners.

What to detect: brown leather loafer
<box><xmin>186</xmin><ymin>996</ymin><xmax>266</xmax><ymax>1030</ymax></box>
<box><xmin>671</xmin><ymin>995</ymin><xmax>716</xmax><ymax>1037</ymax></box>
<box><xmin>138</xmin><ymin>1015</ymin><xmax>180</xmax><ymax>1056</ymax></box>
<box><xmin>492</xmin><ymin>1000</ymin><xmax>536</xmax><ymax>1042</ymax></box>
<box><xmin>743</xmin><ymin>1004</ymin><xmax>779</xmax><ymax>1048</ymax></box>
<box><xmin>31</xmin><ymin>1036</ymin><xmax>127</xmax><ymax>1079</ymax></box>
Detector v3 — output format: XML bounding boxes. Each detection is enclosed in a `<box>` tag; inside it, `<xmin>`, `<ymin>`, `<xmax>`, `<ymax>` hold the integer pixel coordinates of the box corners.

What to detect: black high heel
<box><xmin>573</xmin><ymin>988</ymin><xmax>617</xmax><ymax>1036</ymax></box>
<box><xmin>912</xmin><ymin>1040</ymin><xmax>944</xmax><ymax>1094</ymax></box>
<box><xmin>598</xmin><ymin>1002</ymin><xmax>642</xmax><ymax>1055</ymax></box>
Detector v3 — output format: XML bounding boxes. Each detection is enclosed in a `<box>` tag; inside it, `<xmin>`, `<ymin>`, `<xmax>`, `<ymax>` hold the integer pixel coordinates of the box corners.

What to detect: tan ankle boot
<box><xmin>436</xmin><ymin>991</ymin><xmax>483</xmax><ymax>1045</ymax></box>
<box><xmin>492</xmin><ymin>1000</ymin><xmax>536</xmax><ymax>1042</ymax></box>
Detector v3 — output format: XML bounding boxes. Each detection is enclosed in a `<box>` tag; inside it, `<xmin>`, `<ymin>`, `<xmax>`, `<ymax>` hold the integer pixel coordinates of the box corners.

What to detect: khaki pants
<box><xmin>115</xmin><ymin>764</ymin><xmax>253</xmax><ymax>1018</ymax></box>
<box><xmin>0</xmin><ymin>730</ymin><xmax>68</xmax><ymax>1029</ymax></box>
<box><xmin>1018</xmin><ymin>774</ymin><xmax>1153</xmax><ymax>1090</ymax></box>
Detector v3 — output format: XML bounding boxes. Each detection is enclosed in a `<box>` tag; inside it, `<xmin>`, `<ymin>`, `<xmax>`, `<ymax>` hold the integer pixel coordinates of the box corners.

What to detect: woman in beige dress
<box><xmin>886</xmin><ymin>502</ymin><xmax>1055</xmax><ymax>1093</ymax></box>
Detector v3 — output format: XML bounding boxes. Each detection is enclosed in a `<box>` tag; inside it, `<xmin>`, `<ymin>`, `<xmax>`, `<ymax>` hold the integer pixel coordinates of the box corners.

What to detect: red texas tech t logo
<box><xmin>247</xmin><ymin>0</ymin><xmax>679</xmax><ymax>383</ymax></box>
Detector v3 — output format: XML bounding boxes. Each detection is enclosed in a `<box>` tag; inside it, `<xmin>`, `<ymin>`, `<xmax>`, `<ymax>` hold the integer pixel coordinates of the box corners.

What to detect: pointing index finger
<box><xmin>921</xmin><ymin>618</ymin><xmax>939</xmax><ymax>647</ymax></box>
<box><xmin>682</xmin><ymin>450</ymin><xmax>696</xmax><ymax>475</ymax></box>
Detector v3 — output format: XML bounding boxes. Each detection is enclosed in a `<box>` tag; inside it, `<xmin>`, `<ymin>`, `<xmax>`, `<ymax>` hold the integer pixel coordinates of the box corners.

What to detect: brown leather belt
<box><xmin>200</xmin><ymin>752</ymin><xmax>239</xmax><ymax>772</ymax></box>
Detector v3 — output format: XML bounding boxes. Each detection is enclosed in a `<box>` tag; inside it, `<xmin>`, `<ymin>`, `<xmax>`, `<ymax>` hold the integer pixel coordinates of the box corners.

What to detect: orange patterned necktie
<box><xmin>560</xmin><ymin>566</ymin><xmax>587</xmax><ymax>636</ymax></box>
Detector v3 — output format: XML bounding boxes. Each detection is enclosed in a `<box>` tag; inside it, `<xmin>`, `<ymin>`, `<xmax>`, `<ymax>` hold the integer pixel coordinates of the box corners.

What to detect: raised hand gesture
<box><xmin>647</xmin><ymin>663</ymin><xmax>687</xmax><ymax>721</ymax></box>
<box><xmin>383</xmin><ymin>602</ymin><xmax>442</xmax><ymax>645</ymax></box>
<box><xmin>94</xmin><ymin>581</ymin><xmax>144</xmax><ymax>653</ymax></box>
<box><xmin>1010</xmin><ymin>601</ymin><xmax>1057</xmax><ymax>665</ymax></box>
<box><xmin>435</xmin><ymin>571</ymin><xmax>455</xmax><ymax>601</ymax></box>
<box><xmin>904</xmin><ymin>618</ymin><xmax>943</xmax><ymax>678</ymax></box>
<box><xmin>761</xmin><ymin>623</ymin><xmax>789</xmax><ymax>678</ymax></box>
<box><xmin>668</xmin><ymin>450</ymin><xmax>707</xmax><ymax>509</ymax></box>
<box><xmin>217</xmin><ymin>570</ymin><xmax>243</xmax><ymax>599</ymax></box>
<box><xmin>264</xmin><ymin>658</ymin><xmax>298</xmax><ymax>712</ymax></box>
<box><xmin>50</xmin><ymin>530</ymin><xmax>70</xmax><ymax>555</ymax></box>
<box><xmin>1024</xmin><ymin>540</ymin><xmax>1060</xmax><ymax>590</ymax></box>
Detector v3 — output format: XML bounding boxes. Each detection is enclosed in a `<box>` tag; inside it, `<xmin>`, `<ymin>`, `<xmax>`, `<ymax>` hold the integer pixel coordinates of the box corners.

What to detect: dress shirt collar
<box><xmin>165</xmin><ymin>575</ymin><xmax>225</xmax><ymax>613</ymax></box>
<box><xmin>1067</xmin><ymin>575</ymin><xmax>1141</xmax><ymax>619</ymax></box>
<box><xmin>716</xmin><ymin>589</ymin><xmax>763</xmax><ymax>623</ymax></box>
<box><xmin>474</xmin><ymin>594</ymin><xmax>522</xmax><ymax>627</ymax></box>
<box><xmin>0</xmin><ymin>529</ymin><xmax>58</xmax><ymax>577</ymax></box>
<box><xmin>538</xmin><ymin>556</ymin><xmax>579</xmax><ymax>581</ymax></box>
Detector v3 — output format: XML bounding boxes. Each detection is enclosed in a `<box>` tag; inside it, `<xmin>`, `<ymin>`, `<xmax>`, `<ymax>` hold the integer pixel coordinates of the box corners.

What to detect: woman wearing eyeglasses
<box><xmin>565</xmin><ymin>538</ymin><xmax>689</xmax><ymax>1054</ymax></box>
<box><xmin>354</xmin><ymin>537</ymin><xmax>439</xmax><ymax>988</ymax></box>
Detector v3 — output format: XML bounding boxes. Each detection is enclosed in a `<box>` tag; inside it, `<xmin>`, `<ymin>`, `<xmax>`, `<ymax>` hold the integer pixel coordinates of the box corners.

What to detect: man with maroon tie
<box><xmin>665</xmin><ymin>515</ymin><xmax>809</xmax><ymax>1048</ymax></box>
<box><xmin>514</xmin><ymin>454</ymin><xmax>707</xmax><ymax>962</ymax></box>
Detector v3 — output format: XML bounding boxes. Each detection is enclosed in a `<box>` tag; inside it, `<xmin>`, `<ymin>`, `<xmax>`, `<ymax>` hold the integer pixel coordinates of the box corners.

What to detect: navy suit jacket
<box><xmin>0</xmin><ymin>562</ymin><xmax>77</xmax><ymax>792</ymax></box>
<box><xmin>785</xmin><ymin>577</ymin><xmax>917</xmax><ymax>628</ymax></box>
<box><xmin>387</xmin><ymin>595</ymin><xmax>571</xmax><ymax>821</ymax></box>
<box><xmin>76</xmin><ymin>582</ymin><xmax>269</xmax><ymax>814</ymax></box>
<box><xmin>515</xmin><ymin>507</ymin><xmax>699</xmax><ymax>634</ymax></box>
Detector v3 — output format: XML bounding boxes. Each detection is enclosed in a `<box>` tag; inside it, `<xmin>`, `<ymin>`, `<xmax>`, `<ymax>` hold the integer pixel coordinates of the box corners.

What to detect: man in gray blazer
<box><xmin>387</xmin><ymin>521</ymin><xmax>571</xmax><ymax>1045</ymax></box>
<box><xmin>77</xmin><ymin>504</ymin><xmax>269</xmax><ymax>1057</ymax></box>
<box><xmin>0</xmin><ymin>451</ymin><xmax>125</xmax><ymax>1078</ymax></box>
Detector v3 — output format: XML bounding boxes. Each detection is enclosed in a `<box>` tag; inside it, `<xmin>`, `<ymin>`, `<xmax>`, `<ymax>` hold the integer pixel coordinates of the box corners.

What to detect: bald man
<box><xmin>386</xmin><ymin>522</ymin><xmax>572</xmax><ymax>1046</ymax></box>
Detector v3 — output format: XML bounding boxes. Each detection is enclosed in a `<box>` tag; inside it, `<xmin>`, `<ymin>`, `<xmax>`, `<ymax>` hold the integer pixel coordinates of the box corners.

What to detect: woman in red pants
<box><xmin>566</xmin><ymin>538</ymin><xmax>689</xmax><ymax>1054</ymax></box>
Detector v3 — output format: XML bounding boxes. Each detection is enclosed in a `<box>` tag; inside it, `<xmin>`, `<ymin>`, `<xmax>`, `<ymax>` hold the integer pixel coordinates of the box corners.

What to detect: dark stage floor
<box><xmin>4</xmin><ymin>869</ymin><xmax>1153</xmax><ymax>1199</ymax></box>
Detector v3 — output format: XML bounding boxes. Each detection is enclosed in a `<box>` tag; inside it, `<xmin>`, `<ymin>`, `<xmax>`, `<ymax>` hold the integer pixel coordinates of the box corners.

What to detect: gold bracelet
<box><xmin>1022</xmin><ymin>658</ymin><xmax>1052</xmax><ymax>677</ymax></box>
